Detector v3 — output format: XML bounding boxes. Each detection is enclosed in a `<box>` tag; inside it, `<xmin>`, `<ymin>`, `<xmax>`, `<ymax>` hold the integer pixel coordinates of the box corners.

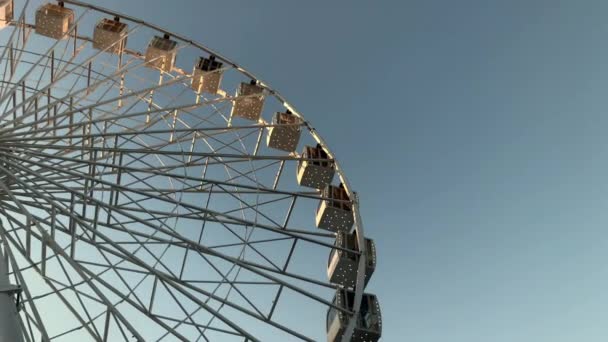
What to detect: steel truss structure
<box><xmin>0</xmin><ymin>0</ymin><xmax>380</xmax><ymax>341</ymax></box>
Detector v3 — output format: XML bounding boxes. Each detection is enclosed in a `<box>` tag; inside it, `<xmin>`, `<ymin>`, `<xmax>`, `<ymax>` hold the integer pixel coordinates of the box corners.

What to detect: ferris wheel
<box><xmin>0</xmin><ymin>1</ymin><xmax>382</xmax><ymax>341</ymax></box>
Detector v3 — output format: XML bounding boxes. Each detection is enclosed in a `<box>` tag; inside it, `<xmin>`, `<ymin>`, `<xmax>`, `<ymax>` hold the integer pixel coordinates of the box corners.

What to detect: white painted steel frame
<box><xmin>0</xmin><ymin>0</ymin><xmax>375</xmax><ymax>340</ymax></box>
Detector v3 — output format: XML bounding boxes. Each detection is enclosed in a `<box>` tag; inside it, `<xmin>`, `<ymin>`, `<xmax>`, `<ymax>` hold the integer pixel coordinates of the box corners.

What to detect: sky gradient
<box><xmin>92</xmin><ymin>1</ymin><xmax>608</xmax><ymax>341</ymax></box>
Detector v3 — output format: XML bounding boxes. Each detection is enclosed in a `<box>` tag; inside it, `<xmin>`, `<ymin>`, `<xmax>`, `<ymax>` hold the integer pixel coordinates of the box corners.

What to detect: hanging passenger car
<box><xmin>230</xmin><ymin>80</ymin><xmax>265</xmax><ymax>121</ymax></box>
<box><xmin>296</xmin><ymin>144</ymin><xmax>334</xmax><ymax>189</ymax></box>
<box><xmin>328</xmin><ymin>230</ymin><xmax>376</xmax><ymax>288</ymax></box>
<box><xmin>316</xmin><ymin>183</ymin><xmax>353</xmax><ymax>232</ymax></box>
<box><xmin>266</xmin><ymin>110</ymin><xmax>303</xmax><ymax>152</ymax></box>
<box><xmin>191</xmin><ymin>55</ymin><xmax>223</xmax><ymax>94</ymax></box>
<box><xmin>35</xmin><ymin>2</ymin><xmax>74</xmax><ymax>40</ymax></box>
<box><xmin>327</xmin><ymin>289</ymin><xmax>382</xmax><ymax>342</ymax></box>
<box><xmin>145</xmin><ymin>34</ymin><xmax>178</xmax><ymax>72</ymax></box>
<box><xmin>0</xmin><ymin>0</ymin><xmax>13</xmax><ymax>29</ymax></box>
<box><xmin>93</xmin><ymin>17</ymin><xmax>128</xmax><ymax>54</ymax></box>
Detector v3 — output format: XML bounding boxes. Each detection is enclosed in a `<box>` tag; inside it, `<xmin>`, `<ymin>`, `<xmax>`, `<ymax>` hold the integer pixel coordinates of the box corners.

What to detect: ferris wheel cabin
<box><xmin>328</xmin><ymin>230</ymin><xmax>376</xmax><ymax>288</ymax></box>
<box><xmin>93</xmin><ymin>17</ymin><xmax>128</xmax><ymax>54</ymax></box>
<box><xmin>230</xmin><ymin>80</ymin><xmax>265</xmax><ymax>121</ymax></box>
<box><xmin>0</xmin><ymin>0</ymin><xmax>13</xmax><ymax>29</ymax></box>
<box><xmin>315</xmin><ymin>183</ymin><xmax>354</xmax><ymax>232</ymax></box>
<box><xmin>145</xmin><ymin>34</ymin><xmax>178</xmax><ymax>72</ymax></box>
<box><xmin>35</xmin><ymin>2</ymin><xmax>74</xmax><ymax>40</ymax></box>
<box><xmin>191</xmin><ymin>55</ymin><xmax>224</xmax><ymax>94</ymax></box>
<box><xmin>266</xmin><ymin>110</ymin><xmax>303</xmax><ymax>152</ymax></box>
<box><xmin>327</xmin><ymin>289</ymin><xmax>382</xmax><ymax>342</ymax></box>
<box><xmin>297</xmin><ymin>144</ymin><xmax>335</xmax><ymax>189</ymax></box>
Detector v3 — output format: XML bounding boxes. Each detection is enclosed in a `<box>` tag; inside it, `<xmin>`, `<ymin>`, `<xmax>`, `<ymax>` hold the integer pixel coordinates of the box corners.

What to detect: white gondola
<box><xmin>230</xmin><ymin>80</ymin><xmax>265</xmax><ymax>121</ymax></box>
<box><xmin>0</xmin><ymin>0</ymin><xmax>13</xmax><ymax>29</ymax></box>
<box><xmin>93</xmin><ymin>17</ymin><xmax>128</xmax><ymax>54</ymax></box>
<box><xmin>327</xmin><ymin>290</ymin><xmax>382</xmax><ymax>342</ymax></box>
<box><xmin>296</xmin><ymin>144</ymin><xmax>334</xmax><ymax>189</ymax></box>
<box><xmin>191</xmin><ymin>55</ymin><xmax>223</xmax><ymax>94</ymax></box>
<box><xmin>328</xmin><ymin>230</ymin><xmax>376</xmax><ymax>288</ymax></box>
<box><xmin>316</xmin><ymin>183</ymin><xmax>353</xmax><ymax>232</ymax></box>
<box><xmin>266</xmin><ymin>110</ymin><xmax>302</xmax><ymax>152</ymax></box>
<box><xmin>145</xmin><ymin>34</ymin><xmax>178</xmax><ymax>72</ymax></box>
<box><xmin>35</xmin><ymin>2</ymin><xmax>74</xmax><ymax>40</ymax></box>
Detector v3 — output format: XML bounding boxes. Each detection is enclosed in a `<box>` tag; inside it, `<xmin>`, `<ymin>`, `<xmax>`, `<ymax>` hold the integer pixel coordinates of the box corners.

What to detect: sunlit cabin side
<box><xmin>297</xmin><ymin>144</ymin><xmax>334</xmax><ymax>189</ymax></box>
<box><xmin>316</xmin><ymin>183</ymin><xmax>353</xmax><ymax>232</ymax></box>
<box><xmin>191</xmin><ymin>55</ymin><xmax>223</xmax><ymax>94</ymax></box>
<box><xmin>266</xmin><ymin>110</ymin><xmax>303</xmax><ymax>152</ymax></box>
<box><xmin>35</xmin><ymin>3</ymin><xmax>74</xmax><ymax>40</ymax></box>
<box><xmin>328</xmin><ymin>230</ymin><xmax>376</xmax><ymax>288</ymax></box>
<box><xmin>327</xmin><ymin>289</ymin><xmax>382</xmax><ymax>342</ymax></box>
<box><xmin>230</xmin><ymin>80</ymin><xmax>265</xmax><ymax>121</ymax></box>
<box><xmin>93</xmin><ymin>17</ymin><xmax>128</xmax><ymax>54</ymax></box>
<box><xmin>145</xmin><ymin>34</ymin><xmax>178</xmax><ymax>72</ymax></box>
<box><xmin>0</xmin><ymin>0</ymin><xmax>13</xmax><ymax>29</ymax></box>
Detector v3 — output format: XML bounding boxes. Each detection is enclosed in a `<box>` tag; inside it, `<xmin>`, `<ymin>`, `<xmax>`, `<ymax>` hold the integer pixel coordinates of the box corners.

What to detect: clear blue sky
<box><xmin>97</xmin><ymin>0</ymin><xmax>608</xmax><ymax>341</ymax></box>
